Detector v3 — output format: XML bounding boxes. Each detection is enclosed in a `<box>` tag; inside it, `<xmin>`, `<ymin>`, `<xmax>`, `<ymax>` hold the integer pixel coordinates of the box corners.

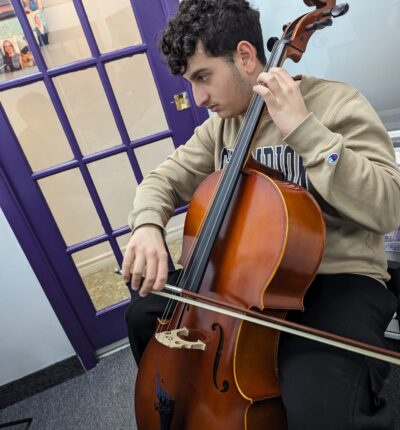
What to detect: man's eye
<box><xmin>198</xmin><ymin>75</ymin><xmax>208</xmax><ymax>82</ymax></box>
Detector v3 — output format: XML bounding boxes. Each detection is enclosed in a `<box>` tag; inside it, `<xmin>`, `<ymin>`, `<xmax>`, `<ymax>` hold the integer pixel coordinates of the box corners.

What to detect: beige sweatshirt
<box><xmin>128</xmin><ymin>75</ymin><xmax>400</xmax><ymax>283</ymax></box>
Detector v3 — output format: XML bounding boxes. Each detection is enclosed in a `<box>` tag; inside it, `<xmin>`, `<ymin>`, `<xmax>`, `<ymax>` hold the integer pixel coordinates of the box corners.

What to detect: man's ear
<box><xmin>235</xmin><ymin>40</ymin><xmax>258</xmax><ymax>74</ymax></box>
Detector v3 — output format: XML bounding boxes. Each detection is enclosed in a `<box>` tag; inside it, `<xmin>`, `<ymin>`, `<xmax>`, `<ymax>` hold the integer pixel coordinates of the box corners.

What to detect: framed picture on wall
<box><xmin>0</xmin><ymin>0</ymin><xmax>37</xmax><ymax>74</ymax></box>
<box><xmin>23</xmin><ymin>1</ymin><xmax>49</xmax><ymax>46</ymax></box>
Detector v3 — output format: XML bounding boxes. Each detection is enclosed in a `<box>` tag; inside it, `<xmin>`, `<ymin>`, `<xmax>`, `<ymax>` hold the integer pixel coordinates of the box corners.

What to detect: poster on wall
<box><xmin>0</xmin><ymin>0</ymin><xmax>49</xmax><ymax>75</ymax></box>
<box><xmin>23</xmin><ymin>0</ymin><xmax>49</xmax><ymax>47</ymax></box>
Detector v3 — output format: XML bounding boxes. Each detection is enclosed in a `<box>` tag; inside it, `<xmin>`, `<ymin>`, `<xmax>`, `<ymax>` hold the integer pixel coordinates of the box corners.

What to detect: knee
<box><xmin>125</xmin><ymin>295</ymin><xmax>155</xmax><ymax>337</ymax></box>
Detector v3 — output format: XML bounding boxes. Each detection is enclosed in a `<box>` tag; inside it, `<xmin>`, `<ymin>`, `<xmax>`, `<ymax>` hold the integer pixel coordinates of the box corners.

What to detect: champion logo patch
<box><xmin>326</xmin><ymin>152</ymin><xmax>339</xmax><ymax>164</ymax></box>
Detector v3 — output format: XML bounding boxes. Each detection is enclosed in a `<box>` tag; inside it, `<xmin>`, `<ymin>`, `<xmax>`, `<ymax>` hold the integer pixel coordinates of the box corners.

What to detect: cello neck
<box><xmin>176</xmin><ymin>37</ymin><xmax>290</xmax><ymax>294</ymax></box>
<box><xmin>177</xmin><ymin>2</ymin><xmax>349</xmax><ymax>294</ymax></box>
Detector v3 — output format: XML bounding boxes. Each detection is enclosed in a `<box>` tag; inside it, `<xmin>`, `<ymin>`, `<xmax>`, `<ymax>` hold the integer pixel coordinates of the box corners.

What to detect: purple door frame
<box><xmin>0</xmin><ymin>0</ymin><xmax>208</xmax><ymax>369</ymax></box>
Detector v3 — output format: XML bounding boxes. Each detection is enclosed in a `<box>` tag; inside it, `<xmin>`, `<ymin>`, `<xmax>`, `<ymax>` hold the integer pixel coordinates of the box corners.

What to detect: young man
<box><xmin>122</xmin><ymin>0</ymin><xmax>400</xmax><ymax>428</ymax></box>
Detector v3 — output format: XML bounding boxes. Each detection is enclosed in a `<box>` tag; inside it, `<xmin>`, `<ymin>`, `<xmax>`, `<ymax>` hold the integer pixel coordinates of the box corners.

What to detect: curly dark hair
<box><xmin>160</xmin><ymin>0</ymin><xmax>266</xmax><ymax>75</ymax></box>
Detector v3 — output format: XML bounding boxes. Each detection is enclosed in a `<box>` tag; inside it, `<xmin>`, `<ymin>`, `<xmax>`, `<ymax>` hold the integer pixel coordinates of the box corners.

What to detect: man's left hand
<box><xmin>253</xmin><ymin>67</ymin><xmax>310</xmax><ymax>137</ymax></box>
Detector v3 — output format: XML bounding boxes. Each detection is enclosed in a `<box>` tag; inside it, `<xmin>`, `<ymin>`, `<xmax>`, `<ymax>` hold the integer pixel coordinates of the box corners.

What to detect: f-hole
<box><xmin>212</xmin><ymin>323</ymin><xmax>229</xmax><ymax>393</ymax></box>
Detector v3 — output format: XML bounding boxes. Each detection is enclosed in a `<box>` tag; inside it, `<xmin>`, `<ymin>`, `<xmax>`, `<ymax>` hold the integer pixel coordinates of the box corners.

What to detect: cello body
<box><xmin>133</xmin><ymin>1</ymin><xmax>354</xmax><ymax>426</ymax></box>
<box><xmin>135</xmin><ymin>166</ymin><xmax>325</xmax><ymax>429</ymax></box>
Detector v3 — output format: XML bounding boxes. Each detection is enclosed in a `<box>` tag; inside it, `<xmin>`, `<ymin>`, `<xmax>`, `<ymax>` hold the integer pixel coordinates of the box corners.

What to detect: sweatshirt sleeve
<box><xmin>284</xmin><ymin>90</ymin><xmax>400</xmax><ymax>234</ymax></box>
<box><xmin>128</xmin><ymin>118</ymin><xmax>217</xmax><ymax>231</ymax></box>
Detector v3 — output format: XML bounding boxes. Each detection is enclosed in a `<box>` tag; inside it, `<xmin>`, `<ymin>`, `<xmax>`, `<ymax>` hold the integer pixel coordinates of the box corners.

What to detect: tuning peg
<box><xmin>267</xmin><ymin>37</ymin><xmax>279</xmax><ymax>53</ymax></box>
<box><xmin>331</xmin><ymin>3</ymin><xmax>350</xmax><ymax>18</ymax></box>
<box><xmin>322</xmin><ymin>3</ymin><xmax>349</xmax><ymax>18</ymax></box>
<box><xmin>305</xmin><ymin>17</ymin><xmax>332</xmax><ymax>31</ymax></box>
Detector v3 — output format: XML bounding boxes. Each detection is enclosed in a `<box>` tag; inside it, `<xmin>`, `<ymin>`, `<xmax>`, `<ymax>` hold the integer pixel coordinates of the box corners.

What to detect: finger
<box><xmin>121</xmin><ymin>246</ymin><xmax>135</xmax><ymax>282</ymax></box>
<box><xmin>253</xmin><ymin>83</ymin><xmax>274</xmax><ymax>103</ymax></box>
<box><xmin>139</xmin><ymin>249</ymin><xmax>158</xmax><ymax>297</ymax></box>
<box><xmin>269</xmin><ymin>67</ymin><xmax>299</xmax><ymax>95</ymax></box>
<box><xmin>131</xmin><ymin>252</ymin><xmax>146</xmax><ymax>291</ymax></box>
<box><xmin>270</xmin><ymin>67</ymin><xmax>293</xmax><ymax>84</ymax></box>
<box><xmin>152</xmin><ymin>252</ymin><xmax>168</xmax><ymax>292</ymax></box>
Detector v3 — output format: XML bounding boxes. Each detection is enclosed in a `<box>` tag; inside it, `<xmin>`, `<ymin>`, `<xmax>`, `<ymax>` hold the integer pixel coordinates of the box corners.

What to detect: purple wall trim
<box><xmin>31</xmin><ymin>160</ymin><xmax>80</xmax><ymax>181</ymax></box>
<box><xmin>72</xmin><ymin>0</ymin><xmax>144</xmax><ymax>193</ymax></box>
<box><xmin>31</xmin><ymin>130</ymin><xmax>174</xmax><ymax>182</ymax></box>
<box><xmin>66</xmin><ymin>234</ymin><xmax>110</xmax><ymax>255</ymax></box>
<box><xmin>0</xmin><ymin>45</ymin><xmax>148</xmax><ymax>92</ymax></box>
<box><xmin>0</xmin><ymin>72</ymin><xmax>43</xmax><ymax>91</ymax></box>
<box><xmin>130</xmin><ymin>130</ymin><xmax>174</xmax><ymax>149</ymax></box>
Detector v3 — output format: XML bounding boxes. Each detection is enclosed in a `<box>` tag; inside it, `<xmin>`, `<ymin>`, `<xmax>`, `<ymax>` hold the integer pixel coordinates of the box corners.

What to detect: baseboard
<box><xmin>96</xmin><ymin>337</ymin><xmax>130</xmax><ymax>359</ymax></box>
<box><xmin>0</xmin><ymin>356</ymin><xmax>84</xmax><ymax>410</ymax></box>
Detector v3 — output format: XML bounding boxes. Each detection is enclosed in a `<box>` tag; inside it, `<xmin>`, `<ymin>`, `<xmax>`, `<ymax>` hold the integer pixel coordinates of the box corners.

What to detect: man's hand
<box><xmin>121</xmin><ymin>225</ymin><xmax>168</xmax><ymax>297</ymax></box>
<box><xmin>253</xmin><ymin>67</ymin><xmax>310</xmax><ymax>137</ymax></box>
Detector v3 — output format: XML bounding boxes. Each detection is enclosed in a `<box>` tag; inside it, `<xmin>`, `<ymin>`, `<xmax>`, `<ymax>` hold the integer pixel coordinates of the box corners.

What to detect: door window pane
<box><xmin>106</xmin><ymin>54</ymin><xmax>169</xmax><ymax>141</ymax></box>
<box><xmin>38</xmin><ymin>168</ymin><xmax>104</xmax><ymax>245</ymax></box>
<box><xmin>87</xmin><ymin>153</ymin><xmax>138</xmax><ymax>229</ymax></box>
<box><xmin>36</xmin><ymin>0</ymin><xmax>91</xmax><ymax>68</ymax></box>
<box><xmin>134</xmin><ymin>138</ymin><xmax>176</xmax><ymax>177</ymax></box>
<box><xmin>0</xmin><ymin>81</ymin><xmax>74</xmax><ymax>172</ymax></box>
<box><xmin>82</xmin><ymin>0</ymin><xmax>142</xmax><ymax>53</ymax></box>
<box><xmin>116</xmin><ymin>214</ymin><xmax>186</xmax><ymax>273</ymax></box>
<box><xmin>53</xmin><ymin>67</ymin><xmax>121</xmax><ymax>155</ymax></box>
<box><xmin>71</xmin><ymin>241</ymin><xmax>130</xmax><ymax>310</ymax></box>
<box><xmin>0</xmin><ymin>1</ymin><xmax>38</xmax><ymax>82</ymax></box>
<box><xmin>116</xmin><ymin>232</ymin><xmax>130</xmax><ymax>252</ymax></box>
<box><xmin>166</xmin><ymin>214</ymin><xmax>185</xmax><ymax>269</ymax></box>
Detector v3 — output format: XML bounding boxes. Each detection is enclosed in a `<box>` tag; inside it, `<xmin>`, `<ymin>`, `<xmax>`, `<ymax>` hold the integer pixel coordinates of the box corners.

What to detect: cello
<box><xmin>133</xmin><ymin>1</ymin><xmax>369</xmax><ymax>428</ymax></box>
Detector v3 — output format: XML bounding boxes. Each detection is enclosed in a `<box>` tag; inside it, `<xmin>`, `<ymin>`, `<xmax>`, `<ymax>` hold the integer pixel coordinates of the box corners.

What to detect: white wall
<box><xmin>0</xmin><ymin>208</ymin><xmax>74</xmax><ymax>386</ymax></box>
<box><xmin>253</xmin><ymin>0</ymin><xmax>400</xmax><ymax>132</ymax></box>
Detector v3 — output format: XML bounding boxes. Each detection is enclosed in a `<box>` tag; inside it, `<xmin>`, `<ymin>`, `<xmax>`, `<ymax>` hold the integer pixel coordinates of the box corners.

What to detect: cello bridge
<box><xmin>155</xmin><ymin>327</ymin><xmax>206</xmax><ymax>350</ymax></box>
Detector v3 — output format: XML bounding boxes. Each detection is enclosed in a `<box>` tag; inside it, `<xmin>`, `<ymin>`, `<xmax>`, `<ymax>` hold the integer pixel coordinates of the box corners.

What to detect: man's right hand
<box><xmin>121</xmin><ymin>225</ymin><xmax>168</xmax><ymax>297</ymax></box>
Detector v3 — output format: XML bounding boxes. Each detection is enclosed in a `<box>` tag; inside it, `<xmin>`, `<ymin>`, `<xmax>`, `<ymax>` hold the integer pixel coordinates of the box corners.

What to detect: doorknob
<box><xmin>173</xmin><ymin>92</ymin><xmax>191</xmax><ymax>111</ymax></box>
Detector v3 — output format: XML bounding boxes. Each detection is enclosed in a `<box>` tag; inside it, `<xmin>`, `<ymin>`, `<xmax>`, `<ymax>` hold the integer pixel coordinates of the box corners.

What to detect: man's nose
<box><xmin>192</xmin><ymin>85</ymin><xmax>209</xmax><ymax>107</ymax></box>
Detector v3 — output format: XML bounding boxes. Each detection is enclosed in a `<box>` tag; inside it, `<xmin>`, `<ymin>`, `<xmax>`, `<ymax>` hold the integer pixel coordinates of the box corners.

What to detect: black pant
<box><xmin>125</xmin><ymin>273</ymin><xmax>398</xmax><ymax>429</ymax></box>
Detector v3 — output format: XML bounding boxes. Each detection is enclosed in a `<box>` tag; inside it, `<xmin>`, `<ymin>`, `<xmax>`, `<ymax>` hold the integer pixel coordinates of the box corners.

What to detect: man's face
<box><xmin>183</xmin><ymin>43</ymin><xmax>254</xmax><ymax>119</ymax></box>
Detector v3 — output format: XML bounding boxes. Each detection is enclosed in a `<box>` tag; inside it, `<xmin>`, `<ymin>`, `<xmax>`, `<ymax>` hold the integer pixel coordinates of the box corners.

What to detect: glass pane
<box><xmin>134</xmin><ymin>138</ymin><xmax>176</xmax><ymax>177</ymax></box>
<box><xmin>82</xmin><ymin>0</ymin><xmax>142</xmax><ymax>53</ymax></box>
<box><xmin>71</xmin><ymin>241</ymin><xmax>130</xmax><ymax>310</ymax></box>
<box><xmin>106</xmin><ymin>54</ymin><xmax>169</xmax><ymax>141</ymax></box>
<box><xmin>53</xmin><ymin>68</ymin><xmax>121</xmax><ymax>155</ymax></box>
<box><xmin>38</xmin><ymin>168</ymin><xmax>104</xmax><ymax>245</ymax></box>
<box><xmin>116</xmin><ymin>215</ymin><xmax>185</xmax><ymax>273</ymax></box>
<box><xmin>35</xmin><ymin>0</ymin><xmax>91</xmax><ymax>69</ymax></box>
<box><xmin>0</xmin><ymin>1</ymin><xmax>38</xmax><ymax>82</ymax></box>
<box><xmin>165</xmin><ymin>214</ymin><xmax>185</xmax><ymax>269</ymax></box>
<box><xmin>23</xmin><ymin>0</ymin><xmax>49</xmax><ymax>47</ymax></box>
<box><xmin>116</xmin><ymin>232</ymin><xmax>131</xmax><ymax>253</ymax></box>
<box><xmin>0</xmin><ymin>81</ymin><xmax>74</xmax><ymax>172</ymax></box>
<box><xmin>87</xmin><ymin>153</ymin><xmax>138</xmax><ymax>229</ymax></box>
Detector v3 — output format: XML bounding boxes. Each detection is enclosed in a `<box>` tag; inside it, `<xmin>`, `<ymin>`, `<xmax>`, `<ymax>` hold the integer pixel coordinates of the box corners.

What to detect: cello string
<box><xmin>153</xmin><ymin>285</ymin><xmax>400</xmax><ymax>366</ymax></box>
<box><xmin>155</xmin><ymin>38</ymin><xmax>286</xmax><ymax>337</ymax></box>
<box><xmin>156</xmin><ymin>94</ymin><xmax>268</xmax><ymax>334</ymax></box>
<box><xmin>172</xmin><ymin>39</ymin><xmax>287</xmax><ymax>298</ymax></box>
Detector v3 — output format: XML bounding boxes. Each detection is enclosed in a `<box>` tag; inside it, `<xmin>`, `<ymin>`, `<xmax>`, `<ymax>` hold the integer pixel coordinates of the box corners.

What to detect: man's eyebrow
<box><xmin>187</xmin><ymin>68</ymin><xmax>208</xmax><ymax>81</ymax></box>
